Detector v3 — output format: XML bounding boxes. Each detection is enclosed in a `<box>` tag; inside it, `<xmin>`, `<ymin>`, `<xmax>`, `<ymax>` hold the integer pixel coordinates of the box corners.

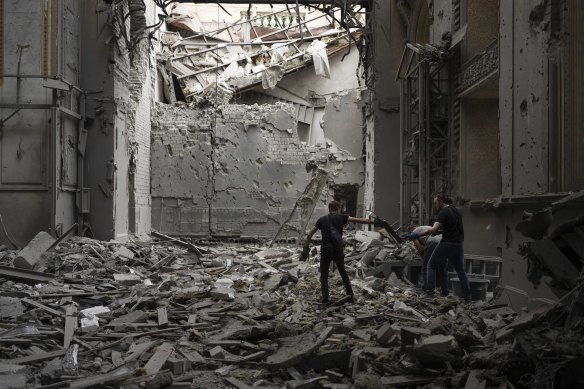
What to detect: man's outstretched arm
<box><xmin>348</xmin><ymin>216</ymin><xmax>374</xmax><ymax>225</ymax></box>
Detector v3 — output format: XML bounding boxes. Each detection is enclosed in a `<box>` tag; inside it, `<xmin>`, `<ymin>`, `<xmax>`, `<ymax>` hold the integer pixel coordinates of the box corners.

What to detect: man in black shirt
<box><xmin>407</xmin><ymin>195</ymin><xmax>471</xmax><ymax>301</ymax></box>
<box><xmin>303</xmin><ymin>201</ymin><xmax>374</xmax><ymax>304</ymax></box>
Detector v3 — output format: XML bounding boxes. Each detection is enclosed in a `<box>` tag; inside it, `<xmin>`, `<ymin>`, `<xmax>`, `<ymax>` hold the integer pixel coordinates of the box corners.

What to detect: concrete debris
<box><xmin>12</xmin><ymin>231</ymin><xmax>56</xmax><ymax>270</ymax></box>
<box><xmin>0</xmin><ymin>232</ymin><xmax>583</xmax><ymax>388</ymax></box>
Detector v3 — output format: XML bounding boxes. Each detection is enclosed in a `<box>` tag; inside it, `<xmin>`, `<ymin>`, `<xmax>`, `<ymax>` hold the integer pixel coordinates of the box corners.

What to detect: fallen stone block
<box><xmin>164</xmin><ymin>354</ymin><xmax>192</xmax><ymax>375</ymax></box>
<box><xmin>13</xmin><ymin>231</ymin><xmax>55</xmax><ymax>270</ymax></box>
<box><xmin>113</xmin><ymin>246</ymin><xmax>134</xmax><ymax>260</ymax></box>
<box><xmin>376</xmin><ymin>323</ymin><xmax>400</xmax><ymax>346</ymax></box>
<box><xmin>209</xmin><ymin>287</ymin><xmax>235</xmax><ymax>300</ymax></box>
<box><xmin>400</xmin><ymin>326</ymin><xmax>430</xmax><ymax>351</ymax></box>
<box><xmin>113</xmin><ymin>274</ymin><xmax>142</xmax><ymax>285</ymax></box>
<box><xmin>411</xmin><ymin>335</ymin><xmax>460</xmax><ymax>369</ymax></box>
<box><xmin>417</xmin><ymin>335</ymin><xmax>455</xmax><ymax>353</ymax></box>
<box><xmin>144</xmin><ymin>343</ymin><xmax>174</xmax><ymax>375</ymax></box>
<box><xmin>209</xmin><ymin>346</ymin><xmax>226</xmax><ymax>359</ymax></box>
<box><xmin>80</xmin><ymin>315</ymin><xmax>100</xmax><ymax>333</ymax></box>
<box><xmin>264</xmin><ymin>273</ymin><xmax>284</xmax><ymax>291</ymax></box>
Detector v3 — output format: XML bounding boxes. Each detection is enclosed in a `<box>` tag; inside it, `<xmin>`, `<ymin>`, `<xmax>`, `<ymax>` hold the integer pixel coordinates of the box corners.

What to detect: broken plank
<box><xmin>240</xmin><ymin>350</ymin><xmax>268</xmax><ymax>362</ymax></box>
<box><xmin>122</xmin><ymin>341</ymin><xmax>157</xmax><ymax>365</ymax></box>
<box><xmin>108</xmin><ymin>310</ymin><xmax>149</xmax><ymax>330</ymax></box>
<box><xmin>151</xmin><ymin>230</ymin><xmax>207</xmax><ymax>255</ymax></box>
<box><xmin>3</xmin><ymin>349</ymin><xmax>67</xmax><ymax>364</ymax></box>
<box><xmin>21</xmin><ymin>298</ymin><xmax>63</xmax><ymax>317</ymax></box>
<box><xmin>144</xmin><ymin>342</ymin><xmax>174</xmax><ymax>375</ymax></box>
<box><xmin>158</xmin><ymin>307</ymin><xmax>169</xmax><ymax>328</ymax></box>
<box><xmin>63</xmin><ymin>305</ymin><xmax>78</xmax><ymax>348</ymax></box>
<box><xmin>0</xmin><ymin>265</ymin><xmax>55</xmax><ymax>283</ymax></box>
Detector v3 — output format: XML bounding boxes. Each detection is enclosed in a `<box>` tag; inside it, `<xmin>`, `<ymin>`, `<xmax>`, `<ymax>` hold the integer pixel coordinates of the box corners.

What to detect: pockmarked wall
<box><xmin>151</xmin><ymin>103</ymin><xmax>337</xmax><ymax>237</ymax></box>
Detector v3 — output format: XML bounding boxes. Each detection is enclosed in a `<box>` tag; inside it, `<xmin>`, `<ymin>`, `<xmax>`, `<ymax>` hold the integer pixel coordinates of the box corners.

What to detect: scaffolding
<box><xmin>396</xmin><ymin>43</ymin><xmax>451</xmax><ymax>228</ymax></box>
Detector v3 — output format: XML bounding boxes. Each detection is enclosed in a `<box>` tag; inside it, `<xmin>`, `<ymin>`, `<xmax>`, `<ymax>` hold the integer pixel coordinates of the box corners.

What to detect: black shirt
<box><xmin>436</xmin><ymin>206</ymin><xmax>464</xmax><ymax>243</ymax></box>
<box><xmin>315</xmin><ymin>213</ymin><xmax>349</xmax><ymax>249</ymax></box>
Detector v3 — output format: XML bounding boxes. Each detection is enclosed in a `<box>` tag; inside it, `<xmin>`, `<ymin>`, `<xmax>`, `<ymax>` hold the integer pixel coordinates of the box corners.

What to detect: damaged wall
<box><xmin>234</xmin><ymin>48</ymin><xmax>367</xmax><ymax>219</ymax></box>
<box><xmin>80</xmin><ymin>0</ymin><xmax>158</xmax><ymax>241</ymax></box>
<box><xmin>151</xmin><ymin>103</ymin><xmax>338</xmax><ymax>237</ymax></box>
<box><xmin>0</xmin><ymin>0</ymin><xmax>83</xmax><ymax>247</ymax></box>
<box><xmin>499</xmin><ymin>0</ymin><xmax>550</xmax><ymax>196</ymax></box>
<box><xmin>364</xmin><ymin>0</ymin><xmax>404</xmax><ymax>224</ymax></box>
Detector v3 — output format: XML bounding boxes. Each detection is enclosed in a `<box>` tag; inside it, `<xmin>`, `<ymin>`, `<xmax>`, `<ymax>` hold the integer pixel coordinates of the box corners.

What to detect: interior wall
<box><xmin>151</xmin><ymin>103</ymin><xmax>330</xmax><ymax>237</ymax></box>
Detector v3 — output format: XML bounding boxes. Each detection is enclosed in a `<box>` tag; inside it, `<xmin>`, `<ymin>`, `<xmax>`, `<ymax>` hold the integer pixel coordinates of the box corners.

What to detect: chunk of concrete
<box><xmin>376</xmin><ymin>323</ymin><xmax>399</xmax><ymax>346</ymax></box>
<box><xmin>113</xmin><ymin>274</ymin><xmax>142</xmax><ymax>285</ymax></box>
<box><xmin>80</xmin><ymin>315</ymin><xmax>100</xmax><ymax>333</ymax></box>
<box><xmin>400</xmin><ymin>326</ymin><xmax>430</xmax><ymax>351</ymax></box>
<box><xmin>0</xmin><ymin>297</ymin><xmax>25</xmax><ymax>319</ymax></box>
<box><xmin>209</xmin><ymin>346</ymin><xmax>226</xmax><ymax>359</ymax></box>
<box><xmin>264</xmin><ymin>273</ymin><xmax>284</xmax><ymax>291</ymax></box>
<box><xmin>209</xmin><ymin>287</ymin><xmax>235</xmax><ymax>300</ymax></box>
<box><xmin>80</xmin><ymin>306</ymin><xmax>111</xmax><ymax>318</ymax></box>
<box><xmin>417</xmin><ymin>335</ymin><xmax>455</xmax><ymax>353</ymax></box>
<box><xmin>13</xmin><ymin>232</ymin><xmax>56</xmax><ymax>270</ymax></box>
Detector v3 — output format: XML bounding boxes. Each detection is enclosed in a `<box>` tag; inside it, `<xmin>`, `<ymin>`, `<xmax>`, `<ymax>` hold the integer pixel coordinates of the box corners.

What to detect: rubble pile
<box><xmin>0</xmin><ymin>231</ymin><xmax>583</xmax><ymax>388</ymax></box>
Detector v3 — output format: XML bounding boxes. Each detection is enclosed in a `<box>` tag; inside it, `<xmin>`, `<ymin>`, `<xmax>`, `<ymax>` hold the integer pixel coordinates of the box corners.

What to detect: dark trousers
<box><xmin>422</xmin><ymin>242</ymin><xmax>443</xmax><ymax>292</ymax></box>
<box><xmin>426</xmin><ymin>242</ymin><xmax>471</xmax><ymax>299</ymax></box>
<box><xmin>320</xmin><ymin>247</ymin><xmax>353</xmax><ymax>301</ymax></box>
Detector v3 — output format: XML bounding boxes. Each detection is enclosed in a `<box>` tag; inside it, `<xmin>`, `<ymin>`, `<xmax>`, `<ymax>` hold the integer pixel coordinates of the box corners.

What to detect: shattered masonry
<box><xmin>151</xmin><ymin>102</ymin><xmax>359</xmax><ymax>238</ymax></box>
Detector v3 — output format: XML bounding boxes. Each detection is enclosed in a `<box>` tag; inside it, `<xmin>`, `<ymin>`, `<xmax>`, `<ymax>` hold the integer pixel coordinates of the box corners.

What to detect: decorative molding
<box><xmin>457</xmin><ymin>40</ymin><xmax>498</xmax><ymax>97</ymax></box>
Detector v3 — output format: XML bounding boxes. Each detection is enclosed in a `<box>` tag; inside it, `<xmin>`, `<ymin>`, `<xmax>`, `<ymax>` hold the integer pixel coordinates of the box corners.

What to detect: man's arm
<box><xmin>413</xmin><ymin>239</ymin><xmax>425</xmax><ymax>257</ymax></box>
<box><xmin>300</xmin><ymin>226</ymin><xmax>318</xmax><ymax>261</ymax></box>
<box><xmin>415</xmin><ymin>222</ymin><xmax>442</xmax><ymax>238</ymax></box>
<box><xmin>348</xmin><ymin>216</ymin><xmax>374</xmax><ymax>225</ymax></box>
<box><xmin>305</xmin><ymin>226</ymin><xmax>318</xmax><ymax>246</ymax></box>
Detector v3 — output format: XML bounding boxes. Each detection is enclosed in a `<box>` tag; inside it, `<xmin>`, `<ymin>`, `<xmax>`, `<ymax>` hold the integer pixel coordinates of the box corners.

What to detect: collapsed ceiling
<box><xmin>155</xmin><ymin>2</ymin><xmax>366</xmax><ymax>104</ymax></box>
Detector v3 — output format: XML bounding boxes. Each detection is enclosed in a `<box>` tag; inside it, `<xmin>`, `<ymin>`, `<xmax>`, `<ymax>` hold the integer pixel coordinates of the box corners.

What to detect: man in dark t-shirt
<box><xmin>303</xmin><ymin>201</ymin><xmax>374</xmax><ymax>304</ymax></box>
<box><xmin>407</xmin><ymin>195</ymin><xmax>471</xmax><ymax>301</ymax></box>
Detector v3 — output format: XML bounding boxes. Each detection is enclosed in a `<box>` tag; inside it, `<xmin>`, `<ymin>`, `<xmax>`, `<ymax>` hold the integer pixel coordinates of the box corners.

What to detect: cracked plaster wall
<box><xmin>151</xmin><ymin>103</ymin><xmax>341</xmax><ymax>237</ymax></box>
